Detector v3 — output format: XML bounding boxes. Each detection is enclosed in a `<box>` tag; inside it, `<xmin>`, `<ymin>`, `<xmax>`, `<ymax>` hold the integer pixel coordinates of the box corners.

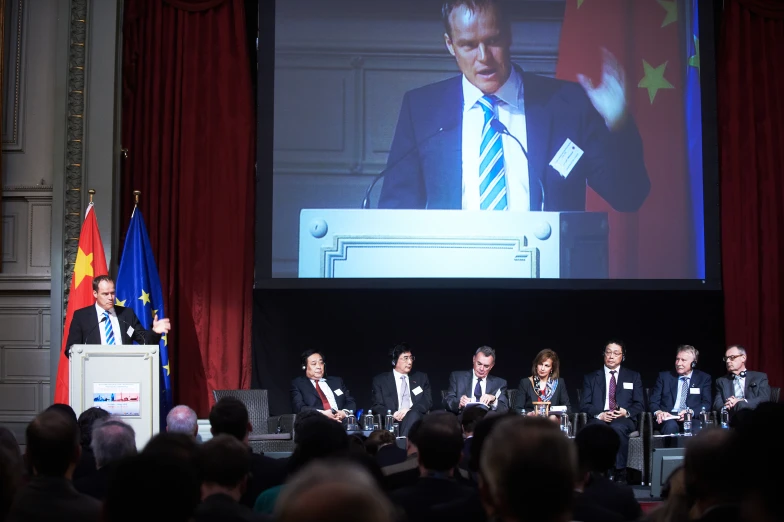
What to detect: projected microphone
<box><xmin>361</xmin><ymin>119</ymin><xmax>462</xmax><ymax>209</ymax></box>
<box><xmin>68</xmin><ymin>315</ymin><xmax>108</xmax><ymax>357</ymax></box>
<box><xmin>489</xmin><ymin>119</ymin><xmax>545</xmax><ymax>211</ymax></box>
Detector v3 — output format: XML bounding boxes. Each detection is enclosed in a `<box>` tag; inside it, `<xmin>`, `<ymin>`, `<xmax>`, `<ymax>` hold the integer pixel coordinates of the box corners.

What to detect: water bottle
<box><xmin>346</xmin><ymin>410</ymin><xmax>357</xmax><ymax>431</ymax></box>
<box><xmin>385</xmin><ymin>410</ymin><xmax>395</xmax><ymax>432</ymax></box>
<box><xmin>363</xmin><ymin>409</ymin><xmax>374</xmax><ymax>431</ymax></box>
<box><xmin>560</xmin><ymin>414</ymin><xmax>570</xmax><ymax>436</ymax></box>
<box><xmin>721</xmin><ymin>406</ymin><xmax>729</xmax><ymax>429</ymax></box>
<box><xmin>683</xmin><ymin>410</ymin><xmax>692</xmax><ymax>435</ymax></box>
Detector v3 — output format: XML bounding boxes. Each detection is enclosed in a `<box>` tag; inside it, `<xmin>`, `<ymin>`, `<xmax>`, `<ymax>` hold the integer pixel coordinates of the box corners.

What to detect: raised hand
<box><xmin>152</xmin><ymin>314</ymin><xmax>171</xmax><ymax>335</ymax></box>
<box><xmin>577</xmin><ymin>48</ymin><xmax>628</xmax><ymax>131</ymax></box>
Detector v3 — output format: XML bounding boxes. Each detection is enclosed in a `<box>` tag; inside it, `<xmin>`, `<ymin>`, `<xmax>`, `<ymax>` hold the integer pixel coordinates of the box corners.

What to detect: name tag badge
<box><xmin>549</xmin><ymin>138</ymin><xmax>584</xmax><ymax>178</ymax></box>
<box><xmin>689</xmin><ymin>388</ymin><xmax>701</xmax><ymax>395</ymax></box>
<box><xmin>333</xmin><ymin>389</ymin><xmax>343</xmax><ymax>396</ymax></box>
<box><xmin>623</xmin><ymin>382</ymin><xmax>633</xmax><ymax>390</ymax></box>
<box><xmin>126</xmin><ymin>326</ymin><xmax>134</xmax><ymax>337</ymax></box>
<box><xmin>412</xmin><ymin>386</ymin><xmax>423</xmax><ymax>396</ymax></box>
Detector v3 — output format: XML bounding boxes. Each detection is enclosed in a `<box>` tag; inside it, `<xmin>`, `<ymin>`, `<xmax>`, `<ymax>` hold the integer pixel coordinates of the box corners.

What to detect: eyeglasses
<box><xmin>722</xmin><ymin>354</ymin><xmax>744</xmax><ymax>362</ymax></box>
<box><xmin>400</xmin><ymin>355</ymin><xmax>415</xmax><ymax>362</ymax></box>
<box><xmin>604</xmin><ymin>351</ymin><xmax>623</xmax><ymax>357</ymax></box>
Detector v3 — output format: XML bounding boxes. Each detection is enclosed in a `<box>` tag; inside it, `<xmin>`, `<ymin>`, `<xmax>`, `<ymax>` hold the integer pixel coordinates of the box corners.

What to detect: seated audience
<box><xmin>290</xmin><ymin>349</ymin><xmax>356</xmax><ymax>421</ymax></box>
<box><xmin>684</xmin><ymin>428</ymin><xmax>741</xmax><ymax>522</ymax></box>
<box><xmin>74</xmin><ymin>419</ymin><xmax>137</xmax><ymax>500</ymax></box>
<box><xmin>382</xmin><ymin>419</ymin><xmax>422</xmax><ymax>491</ymax></box>
<box><xmin>0</xmin><ymin>426</ymin><xmax>24</xmax><ymax>521</ymax></box>
<box><xmin>167</xmin><ymin>404</ymin><xmax>200</xmax><ymax>438</ymax></box>
<box><xmin>460</xmin><ymin>405</ymin><xmax>488</xmax><ymax>470</ymax></box>
<box><xmin>73</xmin><ymin>407</ymin><xmax>110</xmax><ymax>480</ymax></box>
<box><xmin>650</xmin><ymin>345</ymin><xmax>712</xmax><ymax>435</ymax></box>
<box><xmin>516</xmin><ymin>349</ymin><xmax>572</xmax><ymax>419</ymax></box>
<box><xmin>443</xmin><ymin>346</ymin><xmax>509</xmax><ymax>414</ymax></box>
<box><xmin>365</xmin><ymin>429</ymin><xmax>406</xmax><ymax>467</ymax></box>
<box><xmin>6</xmin><ymin>410</ymin><xmax>100</xmax><ymax>522</ymax></box>
<box><xmin>713</xmin><ymin>344</ymin><xmax>771</xmax><ymax>415</ymax></box>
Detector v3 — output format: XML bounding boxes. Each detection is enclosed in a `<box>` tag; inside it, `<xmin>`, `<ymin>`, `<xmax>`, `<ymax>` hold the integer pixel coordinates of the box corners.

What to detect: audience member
<box><xmin>366</xmin><ymin>429</ymin><xmax>406</xmax><ymax>467</ymax></box>
<box><xmin>382</xmin><ymin>418</ymin><xmax>422</xmax><ymax>491</ymax></box>
<box><xmin>167</xmin><ymin>404</ymin><xmax>200</xmax><ymax>438</ymax></box>
<box><xmin>45</xmin><ymin>403</ymin><xmax>78</xmax><ymax>424</ymax></box>
<box><xmin>684</xmin><ymin>428</ymin><xmax>741</xmax><ymax>522</ymax></box>
<box><xmin>0</xmin><ymin>427</ymin><xmax>24</xmax><ymax>522</ymax></box>
<box><xmin>460</xmin><ymin>405</ymin><xmax>488</xmax><ymax>470</ymax></box>
<box><xmin>143</xmin><ymin>431</ymin><xmax>201</xmax><ymax>462</ymax></box>
<box><xmin>73</xmin><ymin>407</ymin><xmax>110</xmax><ymax>480</ymax></box>
<box><xmin>74</xmin><ymin>419</ymin><xmax>137</xmax><ymax>500</ymax></box>
<box><xmin>6</xmin><ymin>410</ymin><xmax>100</xmax><ymax>522</ymax></box>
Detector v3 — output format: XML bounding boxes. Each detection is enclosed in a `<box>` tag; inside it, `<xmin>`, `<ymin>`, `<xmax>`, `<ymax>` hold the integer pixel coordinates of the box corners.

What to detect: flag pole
<box><xmin>88</xmin><ymin>188</ymin><xmax>95</xmax><ymax>204</ymax></box>
<box><xmin>132</xmin><ymin>190</ymin><xmax>140</xmax><ymax>217</ymax></box>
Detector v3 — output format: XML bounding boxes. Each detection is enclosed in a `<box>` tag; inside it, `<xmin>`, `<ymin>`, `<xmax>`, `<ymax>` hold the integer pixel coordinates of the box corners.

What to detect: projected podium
<box><xmin>69</xmin><ymin>344</ymin><xmax>160</xmax><ymax>448</ymax></box>
<box><xmin>299</xmin><ymin>210</ymin><xmax>608</xmax><ymax>278</ymax></box>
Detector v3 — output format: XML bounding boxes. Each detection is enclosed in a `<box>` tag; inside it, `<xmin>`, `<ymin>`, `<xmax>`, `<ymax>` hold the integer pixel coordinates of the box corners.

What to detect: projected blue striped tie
<box><xmin>103</xmin><ymin>311</ymin><xmax>116</xmax><ymax>345</ymax></box>
<box><xmin>478</xmin><ymin>95</ymin><xmax>508</xmax><ymax>210</ymax></box>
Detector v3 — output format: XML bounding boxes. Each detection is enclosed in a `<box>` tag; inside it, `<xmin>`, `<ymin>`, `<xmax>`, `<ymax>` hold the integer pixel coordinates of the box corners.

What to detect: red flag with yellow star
<box><xmin>54</xmin><ymin>203</ymin><xmax>109</xmax><ymax>404</ymax></box>
<box><xmin>556</xmin><ymin>0</ymin><xmax>694</xmax><ymax>278</ymax></box>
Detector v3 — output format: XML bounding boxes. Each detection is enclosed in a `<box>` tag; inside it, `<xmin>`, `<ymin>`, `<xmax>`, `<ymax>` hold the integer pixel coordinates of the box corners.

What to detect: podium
<box><xmin>69</xmin><ymin>344</ymin><xmax>160</xmax><ymax>448</ymax></box>
<box><xmin>299</xmin><ymin>210</ymin><xmax>608</xmax><ymax>278</ymax></box>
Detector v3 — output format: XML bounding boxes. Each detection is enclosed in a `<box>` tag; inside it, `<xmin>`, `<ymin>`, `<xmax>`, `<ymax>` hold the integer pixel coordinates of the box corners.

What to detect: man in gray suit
<box><xmin>443</xmin><ymin>346</ymin><xmax>509</xmax><ymax>414</ymax></box>
<box><xmin>713</xmin><ymin>344</ymin><xmax>771</xmax><ymax>414</ymax></box>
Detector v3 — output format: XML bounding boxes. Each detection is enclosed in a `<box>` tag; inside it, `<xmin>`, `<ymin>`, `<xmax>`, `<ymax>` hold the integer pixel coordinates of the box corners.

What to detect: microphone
<box><xmin>69</xmin><ymin>315</ymin><xmax>108</xmax><ymax>357</ymax></box>
<box><xmin>489</xmin><ymin>119</ymin><xmax>545</xmax><ymax>211</ymax></box>
<box><xmin>361</xmin><ymin>119</ymin><xmax>462</xmax><ymax>209</ymax></box>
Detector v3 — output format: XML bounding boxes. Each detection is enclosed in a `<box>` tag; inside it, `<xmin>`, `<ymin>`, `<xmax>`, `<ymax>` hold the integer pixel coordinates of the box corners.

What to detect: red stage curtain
<box><xmin>720</xmin><ymin>0</ymin><xmax>784</xmax><ymax>386</ymax></box>
<box><xmin>121</xmin><ymin>0</ymin><xmax>255</xmax><ymax>416</ymax></box>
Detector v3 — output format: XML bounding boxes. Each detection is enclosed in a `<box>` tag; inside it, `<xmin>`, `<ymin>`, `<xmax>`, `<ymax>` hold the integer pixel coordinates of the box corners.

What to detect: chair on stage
<box><xmin>212</xmin><ymin>389</ymin><xmax>296</xmax><ymax>453</ymax></box>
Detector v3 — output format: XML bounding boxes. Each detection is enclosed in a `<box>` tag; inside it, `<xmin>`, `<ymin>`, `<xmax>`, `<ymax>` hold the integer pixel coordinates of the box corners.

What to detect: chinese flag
<box><xmin>556</xmin><ymin>0</ymin><xmax>693</xmax><ymax>278</ymax></box>
<box><xmin>54</xmin><ymin>203</ymin><xmax>109</xmax><ymax>404</ymax></box>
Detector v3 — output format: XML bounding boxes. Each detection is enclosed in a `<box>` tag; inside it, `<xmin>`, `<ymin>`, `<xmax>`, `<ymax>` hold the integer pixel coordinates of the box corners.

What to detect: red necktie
<box><xmin>609</xmin><ymin>371</ymin><xmax>618</xmax><ymax>410</ymax></box>
<box><xmin>313</xmin><ymin>380</ymin><xmax>331</xmax><ymax>410</ymax></box>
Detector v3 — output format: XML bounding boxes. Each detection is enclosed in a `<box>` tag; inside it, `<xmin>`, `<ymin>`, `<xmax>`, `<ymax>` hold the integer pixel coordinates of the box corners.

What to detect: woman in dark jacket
<box><xmin>515</xmin><ymin>349</ymin><xmax>572</xmax><ymax>419</ymax></box>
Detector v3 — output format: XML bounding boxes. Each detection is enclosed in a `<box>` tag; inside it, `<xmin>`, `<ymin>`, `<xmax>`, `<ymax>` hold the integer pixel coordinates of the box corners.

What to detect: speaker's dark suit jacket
<box><xmin>515</xmin><ymin>377</ymin><xmax>572</xmax><ymax>414</ymax></box>
<box><xmin>712</xmin><ymin>370</ymin><xmax>771</xmax><ymax>412</ymax></box>
<box><xmin>378</xmin><ymin>67</ymin><xmax>650</xmax><ymax>212</ymax></box>
<box><xmin>290</xmin><ymin>375</ymin><xmax>356</xmax><ymax>413</ymax></box>
<box><xmin>65</xmin><ymin>304</ymin><xmax>161</xmax><ymax>357</ymax></box>
<box><xmin>649</xmin><ymin>369</ymin><xmax>712</xmax><ymax>413</ymax></box>
<box><xmin>580</xmin><ymin>367</ymin><xmax>644</xmax><ymax>421</ymax></box>
<box><xmin>371</xmin><ymin>371</ymin><xmax>432</xmax><ymax>415</ymax></box>
<box><xmin>442</xmin><ymin>371</ymin><xmax>509</xmax><ymax>413</ymax></box>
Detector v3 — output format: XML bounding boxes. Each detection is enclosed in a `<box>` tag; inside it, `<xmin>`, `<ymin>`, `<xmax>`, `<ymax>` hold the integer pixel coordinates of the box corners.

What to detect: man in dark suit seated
<box><xmin>74</xmin><ymin>419</ymin><xmax>137</xmax><ymax>501</ymax></box>
<box><xmin>290</xmin><ymin>349</ymin><xmax>356</xmax><ymax>422</ymax></box>
<box><xmin>64</xmin><ymin>275</ymin><xmax>171</xmax><ymax>357</ymax></box>
<box><xmin>713</xmin><ymin>344</ymin><xmax>771</xmax><ymax>416</ymax></box>
<box><xmin>6</xmin><ymin>410</ymin><xmax>101</xmax><ymax>522</ymax></box>
<box><xmin>443</xmin><ymin>346</ymin><xmax>509</xmax><ymax>414</ymax></box>
<box><xmin>650</xmin><ymin>345</ymin><xmax>712</xmax><ymax>435</ymax></box>
<box><xmin>580</xmin><ymin>340</ymin><xmax>643</xmax><ymax>484</ymax></box>
<box><xmin>371</xmin><ymin>343</ymin><xmax>433</xmax><ymax>437</ymax></box>
<box><xmin>379</xmin><ymin>0</ymin><xmax>649</xmax><ymax>213</ymax></box>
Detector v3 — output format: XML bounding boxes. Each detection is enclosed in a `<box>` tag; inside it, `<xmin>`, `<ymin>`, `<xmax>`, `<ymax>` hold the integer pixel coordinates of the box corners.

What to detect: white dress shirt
<box><xmin>671</xmin><ymin>371</ymin><xmax>693</xmax><ymax>413</ymax></box>
<box><xmin>312</xmin><ymin>378</ymin><xmax>339</xmax><ymax>411</ymax></box>
<box><xmin>393</xmin><ymin>369</ymin><xmax>410</xmax><ymax>411</ymax></box>
<box><xmin>470</xmin><ymin>371</ymin><xmax>499</xmax><ymax>410</ymax></box>
<box><xmin>95</xmin><ymin>303</ymin><xmax>123</xmax><ymax>345</ymax></box>
<box><xmin>461</xmin><ymin>68</ymin><xmax>531</xmax><ymax>211</ymax></box>
<box><xmin>603</xmin><ymin>365</ymin><xmax>621</xmax><ymax>411</ymax></box>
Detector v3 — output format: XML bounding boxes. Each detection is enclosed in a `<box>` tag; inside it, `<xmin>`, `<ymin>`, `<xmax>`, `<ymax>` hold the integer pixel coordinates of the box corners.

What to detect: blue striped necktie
<box><xmin>477</xmin><ymin>95</ymin><xmax>508</xmax><ymax>210</ymax></box>
<box><xmin>103</xmin><ymin>311</ymin><xmax>116</xmax><ymax>345</ymax></box>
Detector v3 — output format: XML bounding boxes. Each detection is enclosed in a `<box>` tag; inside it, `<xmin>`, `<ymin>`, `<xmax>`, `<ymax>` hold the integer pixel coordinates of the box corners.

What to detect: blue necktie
<box><xmin>474</xmin><ymin>378</ymin><xmax>482</xmax><ymax>402</ymax></box>
<box><xmin>478</xmin><ymin>95</ymin><xmax>508</xmax><ymax>210</ymax></box>
<box><xmin>103</xmin><ymin>311</ymin><xmax>116</xmax><ymax>345</ymax></box>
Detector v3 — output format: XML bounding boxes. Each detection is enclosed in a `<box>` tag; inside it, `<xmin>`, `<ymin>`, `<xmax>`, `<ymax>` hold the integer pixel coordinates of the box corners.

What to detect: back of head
<box><xmin>364</xmin><ymin>429</ymin><xmax>395</xmax><ymax>456</ymax></box>
<box><xmin>209</xmin><ymin>397</ymin><xmax>249</xmax><ymax>440</ymax></box>
<box><xmin>91</xmin><ymin>419</ymin><xmax>137</xmax><ymax>468</ymax></box>
<box><xmin>468</xmin><ymin>411</ymin><xmax>507</xmax><ymax>472</ymax></box>
<box><xmin>199</xmin><ymin>434</ymin><xmax>251</xmax><ymax>488</ymax></box>
<box><xmin>684</xmin><ymin>428</ymin><xmax>737</xmax><ymax>503</ymax></box>
<box><xmin>167</xmin><ymin>404</ymin><xmax>198</xmax><ymax>436</ymax></box>
<box><xmin>481</xmin><ymin>416</ymin><xmax>575</xmax><ymax>522</ymax></box>
<box><xmin>105</xmin><ymin>453</ymin><xmax>200</xmax><ymax>522</ymax></box>
<box><xmin>461</xmin><ymin>405</ymin><xmax>488</xmax><ymax>434</ymax></box>
<box><xmin>77</xmin><ymin>407</ymin><xmax>110</xmax><ymax>447</ymax></box>
<box><xmin>143</xmin><ymin>432</ymin><xmax>200</xmax><ymax>464</ymax></box>
<box><xmin>575</xmin><ymin>422</ymin><xmax>620</xmax><ymax>474</ymax></box>
<box><xmin>26</xmin><ymin>409</ymin><xmax>80</xmax><ymax>477</ymax></box>
<box><xmin>0</xmin><ymin>429</ymin><xmax>24</xmax><ymax>521</ymax></box>
<box><xmin>276</xmin><ymin>460</ymin><xmax>396</xmax><ymax>522</ymax></box>
<box><xmin>289</xmin><ymin>414</ymin><xmax>349</xmax><ymax>474</ymax></box>
<box><xmin>416</xmin><ymin>411</ymin><xmax>463</xmax><ymax>473</ymax></box>
<box><xmin>45</xmin><ymin>403</ymin><xmax>78</xmax><ymax>425</ymax></box>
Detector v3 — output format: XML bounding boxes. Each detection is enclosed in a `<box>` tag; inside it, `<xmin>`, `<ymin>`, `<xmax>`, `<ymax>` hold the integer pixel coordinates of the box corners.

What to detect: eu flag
<box><xmin>685</xmin><ymin>0</ymin><xmax>704</xmax><ymax>278</ymax></box>
<box><xmin>116</xmin><ymin>209</ymin><xmax>172</xmax><ymax>423</ymax></box>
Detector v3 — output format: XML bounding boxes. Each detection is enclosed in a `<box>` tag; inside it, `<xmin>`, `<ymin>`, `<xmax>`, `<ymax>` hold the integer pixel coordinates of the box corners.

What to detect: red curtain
<box><xmin>720</xmin><ymin>0</ymin><xmax>784</xmax><ymax>387</ymax></box>
<box><xmin>121</xmin><ymin>0</ymin><xmax>255</xmax><ymax>416</ymax></box>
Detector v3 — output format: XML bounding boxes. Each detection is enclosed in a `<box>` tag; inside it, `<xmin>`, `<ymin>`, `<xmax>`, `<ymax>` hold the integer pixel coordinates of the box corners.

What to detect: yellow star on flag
<box><xmin>638</xmin><ymin>60</ymin><xmax>675</xmax><ymax>104</ymax></box>
<box><xmin>162</xmin><ymin>333</ymin><xmax>168</xmax><ymax>347</ymax></box>
<box><xmin>153</xmin><ymin>309</ymin><xmax>158</xmax><ymax>317</ymax></box>
<box><xmin>657</xmin><ymin>0</ymin><xmax>678</xmax><ymax>28</ymax></box>
<box><xmin>139</xmin><ymin>289</ymin><xmax>151</xmax><ymax>306</ymax></box>
<box><xmin>689</xmin><ymin>35</ymin><xmax>700</xmax><ymax>73</ymax></box>
<box><xmin>577</xmin><ymin>0</ymin><xmax>584</xmax><ymax>7</ymax></box>
<box><xmin>73</xmin><ymin>248</ymin><xmax>94</xmax><ymax>289</ymax></box>
<box><xmin>163</xmin><ymin>363</ymin><xmax>170</xmax><ymax>376</ymax></box>
<box><xmin>115</xmin><ymin>298</ymin><xmax>127</xmax><ymax>306</ymax></box>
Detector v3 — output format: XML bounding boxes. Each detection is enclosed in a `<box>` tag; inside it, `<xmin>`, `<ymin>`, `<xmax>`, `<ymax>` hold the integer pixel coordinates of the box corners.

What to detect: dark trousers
<box><xmin>588</xmin><ymin>416</ymin><xmax>636</xmax><ymax>469</ymax></box>
<box><xmin>399</xmin><ymin>409</ymin><xmax>424</xmax><ymax>437</ymax></box>
<box><xmin>660</xmin><ymin>419</ymin><xmax>680</xmax><ymax>435</ymax></box>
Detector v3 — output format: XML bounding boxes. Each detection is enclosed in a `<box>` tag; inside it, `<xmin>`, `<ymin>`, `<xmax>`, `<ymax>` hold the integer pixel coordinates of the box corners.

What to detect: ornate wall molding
<box><xmin>2</xmin><ymin>0</ymin><xmax>25</xmax><ymax>151</ymax></box>
<box><xmin>62</xmin><ymin>0</ymin><xmax>88</xmax><ymax>313</ymax></box>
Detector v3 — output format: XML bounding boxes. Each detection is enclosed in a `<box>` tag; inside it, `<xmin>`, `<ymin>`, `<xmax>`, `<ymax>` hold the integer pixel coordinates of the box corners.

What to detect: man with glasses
<box><xmin>372</xmin><ymin>343</ymin><xmax>433</xmax><ymax>436</ymax></box>
<box><xmin>712</xmin><ymin>345</ymin><xmax>771</xmax><ymax>414</ymax></box>
<box><xmin>580</xmin><ymin>340</ymin><xmax>643</xmax><ymax>484</ymax></box>
<box><xmin>443</xmin><ymin>346</ymin><xmax>509</xmax><ymax>414</ymax></box>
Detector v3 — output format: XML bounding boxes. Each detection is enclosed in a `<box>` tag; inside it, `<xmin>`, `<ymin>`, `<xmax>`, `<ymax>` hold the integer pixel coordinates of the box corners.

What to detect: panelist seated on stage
<box><xmin>371</xmin><ymin>343</ymin><xmax>433</xmax><ymax>437</ymax></box>
<box><xmin>580</xmin><ymin>340</ymin><xmax>643</xmax><ymax>483</ymax></box>
<box><xmin>65</xmin><ymin>275</ymin><xmax>171</xmax><ymax>357</ymax></box>
<box><xmin>442</xmin><ymin>345</ymin><xmax>509</xmax><ymax>414</ymax></box>
<box><xmin>290</xmin><ymin>349</ymin><xmax>356</xmax><ymax>422</ymax></box>
<box><xmin>712</xmin><ymin>344</ymin><xmax>771</xmax><ymax>414</ymax></box>
<box><xmin>515</xmin><ymin>348</ymin><xmax>572</xmax><ymax>419</ymax></box>
<box><xmin>650</xmin><ymin>345</ymin><xmax>712</xmax><ymax>435</ymax></box>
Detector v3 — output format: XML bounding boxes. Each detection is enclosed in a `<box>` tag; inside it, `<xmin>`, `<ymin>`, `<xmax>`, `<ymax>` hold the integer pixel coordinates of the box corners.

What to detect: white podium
<box><xmin>299</xmin><ymin>210</ymin><xmax>608</xmax><ymax>278</ymax></box>
<box><xmin>69</xmin><ymin>344</ymin><xmax>160</xmax><ymax>448</ymax></box>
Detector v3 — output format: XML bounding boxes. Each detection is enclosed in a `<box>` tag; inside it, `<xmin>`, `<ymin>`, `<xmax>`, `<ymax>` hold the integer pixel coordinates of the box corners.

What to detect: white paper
<box><xmin>334</xmin><ymin>388</ymin><xmax>343</xmax><ymax>396</ymax></box>
<box><xmin>549</xmin><ymin>138</ymin><xmax>584</xmax><ymax>178</ymax></box>
<box><xmin>412</xmin><ymin>386</ymin><xmax>423</xmax><ymax>396</ymax></box>
<box><xmin>464</xmin><ymin>401</ymin><xmax>490</xmax><ymax>410</ymax></box>
<box><xmin>550</xmin><ymin>405</ymin><xmax>567</xmax><ymax>412</ymax></box>
<box><xmin>623</xmin><ymin>382</ymin><xmax>633</xmax><ymax>390</ymax></box>
<box><xmin>689</xmin><ymin>388</ymin><xmax>701</xmax><ymax>395</ymax></box>
<box><xmin>126</xmin><ymin>326</ymin><xmax>134</xmax><ymax>337</ymax></box>
<box><xmin>660</xmin><ymin>412</ymin><xmax>680</xmax><ymax>421</ymax></box>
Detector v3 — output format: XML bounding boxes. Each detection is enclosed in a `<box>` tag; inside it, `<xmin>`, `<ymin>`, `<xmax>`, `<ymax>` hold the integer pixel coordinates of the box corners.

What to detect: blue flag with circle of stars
<box><xmin>116</xmin><ymin>208</ymin><xmax>172</xmax><ymax>425</ymax></box>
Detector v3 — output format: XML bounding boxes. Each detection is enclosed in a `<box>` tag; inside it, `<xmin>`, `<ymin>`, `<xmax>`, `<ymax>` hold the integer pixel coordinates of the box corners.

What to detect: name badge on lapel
<box><xmin>412</xmin><ymin>386</ymin><xmax>423</xmax><ymax>396</ymax></box>
<box><xmin>689</xmin><ymin>388</ymin><xmax>700</xmax><ymax>395</ymax></box>
<box><xmin>623</xmin><ymin>382</ymin><xmax>633</xmax><ymax>390</ymax></box>
<box><xmin>334</xmin><ymin>389</ymin><xmax>343</xmax><ymax>396</ymax></box>
<box><xmin>126</xmin><ymin>326</ymin><xmax>134</xmax><ymax>337</ymax></box>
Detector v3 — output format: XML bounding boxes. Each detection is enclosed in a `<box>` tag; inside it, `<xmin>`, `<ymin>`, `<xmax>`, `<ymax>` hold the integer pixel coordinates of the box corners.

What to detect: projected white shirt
<box><xmin>461</xmin><ymin>68</ymin><xmax>531</xmax><ymax>211</ymax></box>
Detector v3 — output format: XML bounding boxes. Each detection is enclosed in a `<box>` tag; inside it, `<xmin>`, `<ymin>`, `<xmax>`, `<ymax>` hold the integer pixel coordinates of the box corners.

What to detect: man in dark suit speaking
<box><xmin>443</xmin><ymin>346</ymin><xmax>508</xmax><ymax>414</ymax></box>
<box><xmin>372</xmin><ymin>343</ymin><xmax>433</xmax><ymax>436</ymax></box>
<box><xmin>65</xmin><ymin>275</ymin><xmax>171</xmax><ymax>357</ymax></box>
<box><xmin>713</xmin><ymin>344</ymin><xmax>771</xmax><ymax>414</ymax></box>
<box><xmin>290</xmin><ymin>349</ymin><xmax>357</xmax><ymax>421</ymax></box>
<box><xmin>379</xmin><ymin>0</ymin><xmax>649</xmax><ymax>213</ymax></box>
<box><xmin>650</xmin><ymin>345</ymin><xmax>712</xmax><ymax>435</ymax></box>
